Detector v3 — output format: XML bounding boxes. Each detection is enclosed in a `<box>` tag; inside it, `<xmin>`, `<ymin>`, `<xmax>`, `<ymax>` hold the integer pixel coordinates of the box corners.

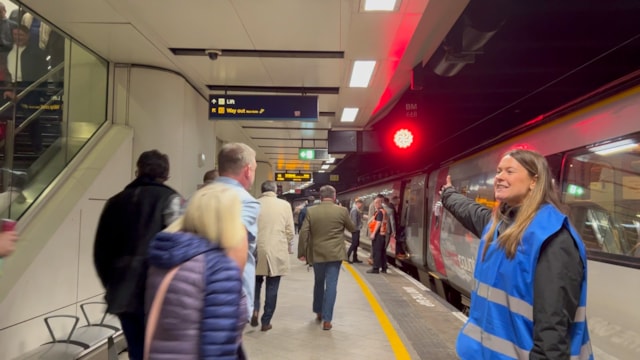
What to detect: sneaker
<box><xmin>353</xmin><ymin>259</ymin><xmax>363</xmax><ymax>263</ymax></box>
<box><xmin>366</xmin><ymin>269</ymin><xmax>379</xmax><ymax>274</ymax></box>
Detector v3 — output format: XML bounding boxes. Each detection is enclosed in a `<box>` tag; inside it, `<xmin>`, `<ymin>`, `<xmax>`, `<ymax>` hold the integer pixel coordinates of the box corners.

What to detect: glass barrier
<box><xmin>0</xmin><ymin>2</ymin><xmax>108</xmax><ymax>220</ymax></box>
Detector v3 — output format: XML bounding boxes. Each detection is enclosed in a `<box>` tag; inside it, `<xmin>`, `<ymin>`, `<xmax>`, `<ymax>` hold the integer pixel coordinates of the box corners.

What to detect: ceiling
<box><xmin>333</xmin><ymin>0</ymin><xmax>640</xmax><ymax>189</ymax></box>
<box><xmin>21</xmin><ymin>0</ymin><xmax>470</xmax><ymax>174</ymax></box>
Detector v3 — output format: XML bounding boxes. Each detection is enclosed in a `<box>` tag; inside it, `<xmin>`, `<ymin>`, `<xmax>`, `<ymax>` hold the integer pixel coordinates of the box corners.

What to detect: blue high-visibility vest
<box><xmin>456</xmin><ymin>204</ymin><xmax>593</xmax><ymax>360</ymax></box>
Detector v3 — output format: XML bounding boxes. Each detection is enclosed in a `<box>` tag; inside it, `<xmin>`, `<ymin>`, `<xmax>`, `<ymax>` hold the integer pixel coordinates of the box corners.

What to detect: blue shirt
<box><xmin>214</xmin><ymin>176</ymin><xmax>260</xmax><ymax>319</ymax></box>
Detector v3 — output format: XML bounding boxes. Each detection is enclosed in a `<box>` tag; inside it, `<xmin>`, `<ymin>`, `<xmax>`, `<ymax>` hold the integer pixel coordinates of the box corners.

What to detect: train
<box><xmin>337</xmin><ymin>76</ymin><xmax>640</xmax><ymax>359</ymax></box>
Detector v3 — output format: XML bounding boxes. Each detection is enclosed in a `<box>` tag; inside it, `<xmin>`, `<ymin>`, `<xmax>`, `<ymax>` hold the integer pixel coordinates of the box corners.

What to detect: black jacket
<box><xmin>93</xmin><ymin>176</ymin><xmax>181</xmax><ymax>314</ymax></box>
<box><xmin>441</xmin><ymin>187</ymin><xmax>583</xmax><ymax>360</ymax></box>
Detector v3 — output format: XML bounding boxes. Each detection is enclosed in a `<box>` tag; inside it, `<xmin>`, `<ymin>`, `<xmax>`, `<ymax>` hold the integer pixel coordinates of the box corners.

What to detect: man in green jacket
<box><xmin>298</xmin><ymin>185</ymin><xmax>355</xmax><ymax>331</ymax></box>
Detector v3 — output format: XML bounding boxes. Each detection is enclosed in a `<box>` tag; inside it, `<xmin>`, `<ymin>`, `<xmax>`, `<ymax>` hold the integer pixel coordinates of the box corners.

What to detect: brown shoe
<box><xmin>315</xmin><ymin>313</ymin><xmax>322</xmax><ymax>322</ymax></box>
<box><xmin>322</xmin><ymin>321</ymin><xmax>332</xmax><ymax>330</ymax></box>
<box><xmin>261</xmin><ymin>324</ymin><xmax>272</xmax><ymax>332</ymax></box>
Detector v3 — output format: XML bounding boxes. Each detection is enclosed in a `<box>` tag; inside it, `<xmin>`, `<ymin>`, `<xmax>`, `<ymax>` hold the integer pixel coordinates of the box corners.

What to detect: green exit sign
<box><xmin>299</xmin><ymin>148</ymin><xmax>315</xmax><ymax>160</ymax></box>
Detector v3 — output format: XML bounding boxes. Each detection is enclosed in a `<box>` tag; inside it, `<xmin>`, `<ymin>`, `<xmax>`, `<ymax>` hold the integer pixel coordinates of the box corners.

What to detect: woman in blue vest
<box><xmin>440</xmin><ymin>149</ymin><xmax>593</xmax><ymax>360</ymax></box>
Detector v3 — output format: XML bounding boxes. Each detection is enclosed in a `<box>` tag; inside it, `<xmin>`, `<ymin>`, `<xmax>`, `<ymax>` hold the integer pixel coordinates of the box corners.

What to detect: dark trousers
<box><xmin>118</xmin><ymin>311</ymin><xmax>145</xmax><ymax>360</ymax></box>
<box><xmin>254</xmin><ymin>275</ymin><xmax>282</xmax><ymax>325</ymax></box>
<box><xmin>347</xmin><ymin>230</ymin><xmax>361</xmax><ymax>261</ymax></box>
<box><xmin>372</xmin><ymin>233</ymin><xmax>387</xmax><ymax>271</ymax></box>
<box><xmin>396</xmin><ymin>238</ymin><xmax>407</xmax><ymax>255</ymax></box>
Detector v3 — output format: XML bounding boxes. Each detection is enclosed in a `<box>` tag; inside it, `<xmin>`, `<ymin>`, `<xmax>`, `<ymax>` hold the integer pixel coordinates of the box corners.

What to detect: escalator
<box><xmin>0</xmin><ymin>63</ymin><xmax>64</xmax><ymax>219</ymax></box>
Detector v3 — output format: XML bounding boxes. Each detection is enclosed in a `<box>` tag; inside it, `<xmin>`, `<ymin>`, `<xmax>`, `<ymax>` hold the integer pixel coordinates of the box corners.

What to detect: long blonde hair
<box><xmin>165</xmin><ymin>183</ymin><xmax>244</xmax><ymax>250</ymax></box>
<box><xmin>482</xmin><ymin>149</ymin><xmax>564</xmax><ymax>260</ymax></box>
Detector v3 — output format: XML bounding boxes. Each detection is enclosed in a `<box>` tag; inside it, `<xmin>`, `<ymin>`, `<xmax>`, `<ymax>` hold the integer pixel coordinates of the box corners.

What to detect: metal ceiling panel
<box><xmin>24</xmin><ymin>0</ymin><xmax>126</xmax><ymax>23</ymax></box>
<box><xmin>61</xmin><ymin>23</ymin><xmax>174</xmax><ymax>67</ymax></box>
<box><xmin>233</xmin><ymin>0</ymin><xmax>344</xmax><ymax>50</ymax></box>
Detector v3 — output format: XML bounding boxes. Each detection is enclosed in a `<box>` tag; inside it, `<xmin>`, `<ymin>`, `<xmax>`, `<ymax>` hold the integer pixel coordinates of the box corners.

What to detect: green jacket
<box><xmin>298</xmin><ymin>200</ymin><xmax>356</xmax><ymax>264</ymax></box>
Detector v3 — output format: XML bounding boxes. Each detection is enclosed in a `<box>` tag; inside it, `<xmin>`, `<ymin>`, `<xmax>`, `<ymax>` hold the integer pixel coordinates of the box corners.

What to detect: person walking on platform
<box><xmin>297</xmin><ymin>195</ymin><xmax>315</xmax><ymax>227</ymax></box>
<box><xmin>93</xmin><ymin>150</ymin><xmax>183</xmax><ymax>360</ymax></box>
<box><xmin>251</xmin><ymin>180</ymin><xmax>295</xmax><ymax>331</ymax></box>
<box><xmin>439</xmin><ymin>149</ymin><xmax>592</xmax><ymax>360</ymax></box>
<box><xmin>213</xmin><ymin>142</ymin><xmax>260</xmax><ymax>326</ymax></box>
<box><xmin>293</xmin><ymin>204</ymin><xmax>302</xmax><ymax>234</ymax></box>
<box><xmin>367</xmin><ymin>197</ymin><xmax>388</xmax><ymax>274</ymax></box>
<box><xmin>199</xmin><ymin>168</ymin><xmax>218</xmax><ymax>189</ymax></box>
<box><xmin>346</xmin><ymin>198</ymin><xmax>363</xmax><ymax>263</ymax></box>
<box><xmin>145</xmin><ymin>183</ymin><xmax>248</xmax><ymax>359</ymax></box>
<box><xmin>298</xmin><ymin>185</ymin><xmax>355</xmax><ymax>330</ymax></box>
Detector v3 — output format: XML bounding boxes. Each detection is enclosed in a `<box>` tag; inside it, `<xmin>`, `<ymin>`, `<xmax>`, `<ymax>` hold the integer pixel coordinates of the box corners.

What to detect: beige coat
<box><xmin>298</xmin><ymin>200</ymin><xmax>356</xmax><ymax>264</ymax></box>
<box><xmin>256</xmin><ymin>192</ymin><xmax>295</xmax><ymax>276</ymax></box>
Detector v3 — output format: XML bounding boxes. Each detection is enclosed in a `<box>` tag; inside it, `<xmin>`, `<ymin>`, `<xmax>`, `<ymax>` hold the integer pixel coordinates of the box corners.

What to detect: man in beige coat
<box><xmin>252</xmin><ymin>180</ymin><xmax>294</xmax><ymax>331</ymax></box>
<box><xmin>298</xmin><ymin>185</ymin><xmax>355</xmax><ymax>330</ymax></box>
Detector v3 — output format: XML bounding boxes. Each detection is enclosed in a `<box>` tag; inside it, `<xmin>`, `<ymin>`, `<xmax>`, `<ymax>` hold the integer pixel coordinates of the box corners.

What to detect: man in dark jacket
<box><xmin>297</xmin><ymin>195</ymin><xmax>315</xmax><ymax>226</ymax></box>
<box><xmin>93</xmin><ymin>150</ymin><xmax>183</xmax><ymax>360</ymax></box>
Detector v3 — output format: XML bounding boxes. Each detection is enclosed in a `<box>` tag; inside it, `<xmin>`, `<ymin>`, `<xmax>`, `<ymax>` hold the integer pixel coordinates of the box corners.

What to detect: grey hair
<box><xmin>319</xmin><ymin>185</ymin><xmax>336</xmax><ymax>200</ymax></box>
<box><xmin>217</xmin><ymin>143</ymin><xmax>256</xmax><ymax>176</ymax></box>
<box><xmin>261</xmin><ymin>180</ymin><xmax>277</xmax><ymax>193</ymax></box>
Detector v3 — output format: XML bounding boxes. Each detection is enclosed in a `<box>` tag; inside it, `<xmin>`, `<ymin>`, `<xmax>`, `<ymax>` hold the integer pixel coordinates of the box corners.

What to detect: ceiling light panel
<box><xmin>349</xmin><ymin>60</ymin><xmax>376</xmax><ymax>87</ymax></box>
<box><xmin>364</xmin><ymin>0</ymin><xmax>398</xmax><ymax>11</ymax></box>
<box><xmin>340</xmin><ymin>108</ymin><xmax>359</xmax><ymax>122</ymax></box>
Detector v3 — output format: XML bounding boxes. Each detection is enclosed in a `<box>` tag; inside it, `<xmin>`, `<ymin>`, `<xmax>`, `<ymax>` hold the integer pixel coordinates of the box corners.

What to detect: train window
<box><xmin>563</xmin><ymin>136</ymin><xmax>640</xmax><ymax>258</ymax></box>
<box><xmin>545</xmin><ymin>153</ymin><xmax>563</xmax><ymax>180</ymax></box>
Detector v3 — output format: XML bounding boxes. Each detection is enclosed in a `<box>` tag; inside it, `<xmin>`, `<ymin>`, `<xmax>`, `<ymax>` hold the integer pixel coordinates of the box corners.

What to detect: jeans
<box><xmin>254</xmin><ymin>275</ymin><xmax>282</xmax><ymax>325</ymax></box>
<box><xmin>118</xmin><ymin>311</ymin><xmax>145</xmax><ymax>360</ymax></box>
<box><xmin>312</xmin><ymin>261</ymin><xmax>342</xmax><ymax>322</ymax></box>
<box><xmin>347</xmin><ymin>230</ymin><xmax>361</xmax><ymax>261</ymax></box>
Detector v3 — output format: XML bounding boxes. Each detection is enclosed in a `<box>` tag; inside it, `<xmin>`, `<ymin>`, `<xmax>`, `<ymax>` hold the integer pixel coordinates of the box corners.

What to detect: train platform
<box><xmin>116</xmin><ymin>236</ymin><xmax>464</xmax><ymax>360</ymax></box>
<box><xmin>241</xmin><ymin>236</ymin><xmax>465</xmax><ymax>360</ymax></box>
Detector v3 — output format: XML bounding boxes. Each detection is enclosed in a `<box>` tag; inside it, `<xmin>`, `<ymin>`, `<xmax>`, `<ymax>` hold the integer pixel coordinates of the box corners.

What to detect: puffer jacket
<box><xmin>146</xmin><ymin>231</ymin><xmax>245</xmax><ymax>360</ymax></box>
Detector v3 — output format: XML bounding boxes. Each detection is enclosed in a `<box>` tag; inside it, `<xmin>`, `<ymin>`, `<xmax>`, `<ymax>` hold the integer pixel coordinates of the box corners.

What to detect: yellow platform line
<box><xmin>344</xmin><ymin>262</ymin><xmax>411</xmax><ymax>360</ymax></box>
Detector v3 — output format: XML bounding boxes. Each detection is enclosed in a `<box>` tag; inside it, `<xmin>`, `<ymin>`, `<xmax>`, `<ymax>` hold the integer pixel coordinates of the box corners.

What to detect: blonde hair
<box><xmin>165</xmin><ymin>183</ymin><xmax>244</xmax><ymax>250</ymax></box>
<box><xmin>482</xmin><ymin>149</ymin><xmax>564</xmax><ymax>260</ymax></box>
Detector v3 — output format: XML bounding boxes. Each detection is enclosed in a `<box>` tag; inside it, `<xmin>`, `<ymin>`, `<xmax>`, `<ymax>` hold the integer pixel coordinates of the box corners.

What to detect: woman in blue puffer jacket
<box><xmin>145</xmin><ymin>183</ymin><xmax>248</xmax><ymax>359</ymax></box>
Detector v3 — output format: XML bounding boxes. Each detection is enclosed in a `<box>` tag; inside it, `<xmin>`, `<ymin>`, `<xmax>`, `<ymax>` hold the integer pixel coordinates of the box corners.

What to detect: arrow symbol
<box><xmin>260</xmin><ymin>108</ymin><xmax>265</xmax><ymax>114</ymax></box>
<box><xmin>211</xmin><ymin>99</ymin><xmax>217</xmax><ymax>104</ymax></box>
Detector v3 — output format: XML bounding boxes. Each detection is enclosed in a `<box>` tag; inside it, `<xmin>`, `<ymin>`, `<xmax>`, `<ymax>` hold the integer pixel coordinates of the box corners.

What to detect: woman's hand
<box><xmin>439</xmin><ymin>175</ymin><xmax>453</xmax><ymax>196</ymax></box>
<box><xmin>0</xmin><ymin>231</ymin><xmax>19</xmax><ymax>258</ymax></box>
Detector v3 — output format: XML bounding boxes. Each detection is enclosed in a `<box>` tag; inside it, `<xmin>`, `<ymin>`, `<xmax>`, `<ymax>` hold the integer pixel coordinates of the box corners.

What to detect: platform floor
<box><xmin>120</xmin><ymin>235</ymin><xmax>465</xmax><ymax>359</ymax></box>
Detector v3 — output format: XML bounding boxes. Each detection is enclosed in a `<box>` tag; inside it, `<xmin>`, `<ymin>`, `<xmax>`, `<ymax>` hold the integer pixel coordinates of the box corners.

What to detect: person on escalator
<box><xmin>3</xmin><ymin>24</ymin><xmax>47</xmax><ymax>153</ymax></box>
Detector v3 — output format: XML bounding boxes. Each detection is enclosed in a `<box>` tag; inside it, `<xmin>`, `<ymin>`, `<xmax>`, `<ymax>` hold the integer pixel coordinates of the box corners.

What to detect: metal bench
<box><xmin>14</xmin><ymin>303</ymin><xmax>123</xmax><ymax>360</ymax></box>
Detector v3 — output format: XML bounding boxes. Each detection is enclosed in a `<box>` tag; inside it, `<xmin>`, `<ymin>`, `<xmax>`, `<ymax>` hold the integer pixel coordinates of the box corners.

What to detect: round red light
<box><xmin>393</xmin><ymin>129</ymin><xmax>414</xmax><ymax>149</ymax></box>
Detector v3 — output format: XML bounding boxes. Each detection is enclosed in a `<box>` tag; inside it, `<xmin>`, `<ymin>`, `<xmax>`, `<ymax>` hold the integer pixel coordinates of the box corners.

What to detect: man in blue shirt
<box><xmin>214</xmin><ymin>143</ymin><xmax>260</xmax><ymax>324</ymax></box>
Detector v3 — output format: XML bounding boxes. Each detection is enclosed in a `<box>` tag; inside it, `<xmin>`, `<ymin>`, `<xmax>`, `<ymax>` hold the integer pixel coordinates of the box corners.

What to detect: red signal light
<box><xmin>393</xmin><ymin>128</ymin><xmax>414</xmax><ymax>149</ymax></box>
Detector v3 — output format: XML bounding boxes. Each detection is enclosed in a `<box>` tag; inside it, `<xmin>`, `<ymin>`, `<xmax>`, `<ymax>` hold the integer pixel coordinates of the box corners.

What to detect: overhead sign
<box><xmin>275</xmin><ymin>172</ymin><xmax>312</xmax><ymax>182</ymax></box>
<box><xmin>299</xmin><ymin>148</ymin><xmax>329</xmax><ymax>160</ymax></box>
<box><xmin>299</xmin><ymin>149</ymin><xmax>315</xmax><ymax>160</ymax></box>
<box><xmin>209</xmin><ymin>95</ymin><xmax>318</xmax><ymax>121</ymax></box>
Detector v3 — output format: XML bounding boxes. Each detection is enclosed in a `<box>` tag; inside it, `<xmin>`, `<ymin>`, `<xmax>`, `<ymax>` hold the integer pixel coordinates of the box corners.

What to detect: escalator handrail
<box><xmin>0</xmin><ymin>62</ymin><xmax>64</xmax><ymax>116</ymax></box>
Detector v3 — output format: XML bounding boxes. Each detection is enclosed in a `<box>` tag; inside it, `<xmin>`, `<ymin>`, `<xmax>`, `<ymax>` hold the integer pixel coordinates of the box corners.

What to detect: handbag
<box><xmin>144</xmin><ymin>265</ymin><xmax>181</xmax><ymax>360</ymax></box>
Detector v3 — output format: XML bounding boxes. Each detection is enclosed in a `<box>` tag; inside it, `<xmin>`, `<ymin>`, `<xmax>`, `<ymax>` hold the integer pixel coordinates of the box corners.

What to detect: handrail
<box><xmin>0</xmin><ymin>62</ymin><xmax>64</xmax><ymax>117</ymax></box>
<box><xmin>15</xmin><ymin>88</ymin><xmax>64</xmax><ymax>136</ymax></box>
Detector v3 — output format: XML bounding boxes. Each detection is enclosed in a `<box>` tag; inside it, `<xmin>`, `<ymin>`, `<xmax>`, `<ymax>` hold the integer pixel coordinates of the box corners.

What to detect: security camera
<box><xmin>205</xmin><ymin>49</ymin><xmax>222</xmax><ymax>60</ymax></box>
